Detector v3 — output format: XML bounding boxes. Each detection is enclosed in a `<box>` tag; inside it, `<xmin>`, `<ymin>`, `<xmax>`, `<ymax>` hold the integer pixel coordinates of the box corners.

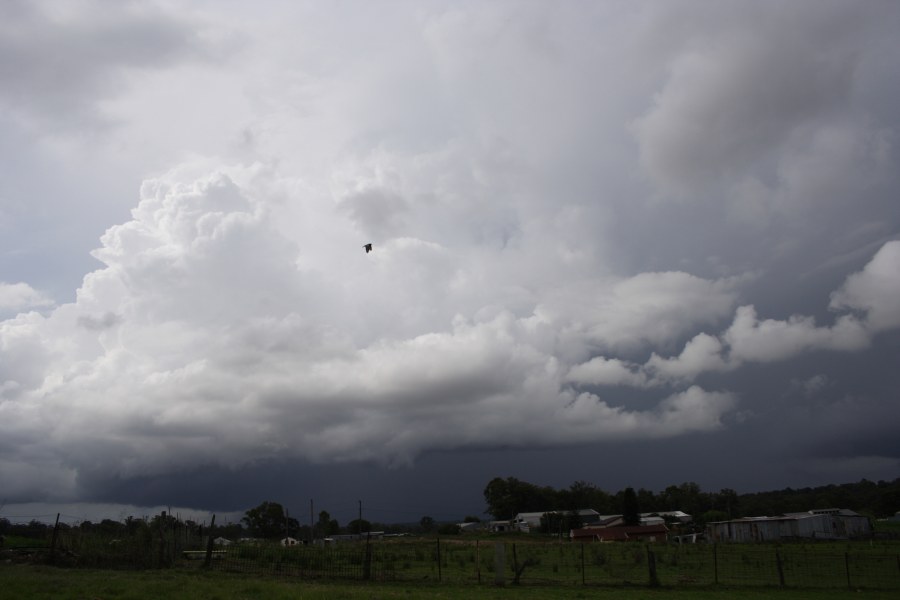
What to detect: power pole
<box><xmin>358</xmin><ymin>500</ymin><xmax>363</xmax><ymax>535</ymax></box>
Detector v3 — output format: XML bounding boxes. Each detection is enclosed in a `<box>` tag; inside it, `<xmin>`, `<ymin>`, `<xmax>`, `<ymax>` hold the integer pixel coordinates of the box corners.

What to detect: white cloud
<box><xmin>565</xmin><ymin>240</ymin><xmax>900</xmax><ymax>386</ymax></box>
<box><xmin>566</xmin><ymin>356</ymin><xmax>650</xmax><ymax>388</ymax></box>
<box><xmin>0</xmin><ymin>281</ymin><xmax>54</xmax><ymax>312</ymax></box>
<box><xmin>723</xmin><ymin>305</ymin><xmax>869</xmax><ymax>363</ymax></box>
<box><xmin>830</xmin><ymin>240</ymin><xmax>900</xmax><ymax>333</ymax></box>
<box><xmin>0</xmin><ymin>168</ymin><xmax>755</xmax><ymax>499</ymax></box>
<box><xmin>645</xmin><ymin>333</ymin><xmax>730</xmax><ymax>382</ymax></box>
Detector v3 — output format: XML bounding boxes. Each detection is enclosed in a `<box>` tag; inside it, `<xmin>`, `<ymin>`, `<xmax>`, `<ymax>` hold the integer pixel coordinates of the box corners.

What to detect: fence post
<box><xmin>157</xmin><ymin>512</ymin><xmax>166</xmax><ymax>568</ymax></box>
<box><xmin>845</xmin><ymin>553</ymin><xmax>851</xmax><ymax>590</ymax></box>
<box><xmin>476</xmin><ymin>540</ymin><xmax>481</xmax><ymax>584</ymax></box>
<box><xmin>494</xmin><ymin>543</ymin><xmax>505</xmax><ymax>586</ymax></box>
<box><xmin>581</xmin><ymin>543</ymin><xmax>585</xmax><ymax>585</ymax></box>
<box><xmin>647</xmin><ymin>546</ymin><xmax>660</xmax><ymax>587</ymax></box>
<box><xmin>203</xmin><ymin>514</ymin><xmax>216</xmax><ymax>568</ymax></box>
<box><xmin>713</xmin><ymin>543</ymin><xmax>719</xmax><ymax>585</ymax></box>
<box><xmin>512</xmin><ymin>543</ymin><xmax>519</xmax><ymax>584</ymax></box>
<box><xmin>49</xmin><ymin>513</ymin><xmax>60</xmax><ymax>564</ymax></box>
<box><xmin>363</xmin><ymin>532</ymin><xmax>372</xmax><ymax>581</ymax></box>
<box><xmin>775</xmin><ymin>549</ymin><xmax>785</xmax><ymax>587</ymax></box>
<box><xmin>436</xmin><ymin>537</ymin><xmax>442</xmax><ymax>583</ymax></box>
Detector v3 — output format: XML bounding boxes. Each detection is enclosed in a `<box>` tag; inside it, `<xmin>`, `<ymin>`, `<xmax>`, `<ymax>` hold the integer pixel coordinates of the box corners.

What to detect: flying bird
<box><xmin>363</xmin><ymin>243</ymin><xmax>373</xmax><ymax>253</ymax></box>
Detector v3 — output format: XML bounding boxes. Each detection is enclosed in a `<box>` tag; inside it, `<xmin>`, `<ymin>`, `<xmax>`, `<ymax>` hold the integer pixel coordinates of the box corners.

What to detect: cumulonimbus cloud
<box><xmin>0</xmin><ymin>168</ymin><xmax>744</xmax><ymax>500</ymax></box>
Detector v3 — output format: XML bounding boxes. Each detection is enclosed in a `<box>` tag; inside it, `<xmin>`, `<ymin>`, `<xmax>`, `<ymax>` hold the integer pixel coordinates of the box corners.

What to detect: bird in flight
<box><xmin>363</xmin><ymin>243</ymin><xmax>373</xmax><ymax>254</ymax></box>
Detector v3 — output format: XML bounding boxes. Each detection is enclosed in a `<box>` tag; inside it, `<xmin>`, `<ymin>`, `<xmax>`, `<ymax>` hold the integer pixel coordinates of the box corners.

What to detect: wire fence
<box><xmin>7</xmin><ymin>526</ymin><xmax>899</xmax><ymax>590</ymax></box>
<box><xmin>201</xmin><ymin>539</ymin><xmax>900</xmax><ymax>590</ymax></box>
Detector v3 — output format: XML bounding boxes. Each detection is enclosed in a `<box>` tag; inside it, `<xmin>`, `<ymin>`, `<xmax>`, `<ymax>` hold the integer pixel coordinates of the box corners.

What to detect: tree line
<box><xmin>0</xmin><ymin>502</ymin><xmax>458</xmax><ymax>543</ymax></box>
<box><xmin>483</xmin><ymin>476</ymin><xmax>900</xmax><ymax>526</ymax></box>
<box><xmin>4</xmin><ymin>477</ymin><xmax>895</xmax><ymax>543</ymax></box>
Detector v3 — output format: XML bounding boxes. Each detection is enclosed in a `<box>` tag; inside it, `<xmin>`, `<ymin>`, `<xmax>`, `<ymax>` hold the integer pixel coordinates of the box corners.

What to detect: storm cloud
<box><xmin>1</xmin><ymin>0</ymin><xmax>898</xmax><ymax>519</ymax></box>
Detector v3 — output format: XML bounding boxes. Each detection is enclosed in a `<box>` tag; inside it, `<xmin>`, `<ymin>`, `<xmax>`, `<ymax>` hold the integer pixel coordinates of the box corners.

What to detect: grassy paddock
<box><xmin>2</xmin><ymin>565</ymin><xmax>900</xmax><ymax>600</ymax></box>
<box><xmin>200</xmin><ymin>538</ymin><xmax>900</xmax><ymax>589</ymax></box>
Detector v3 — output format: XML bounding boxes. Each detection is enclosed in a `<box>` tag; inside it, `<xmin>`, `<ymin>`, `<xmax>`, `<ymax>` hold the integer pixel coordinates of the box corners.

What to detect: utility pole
<box><xmin>309</xmin><ymin>499</ymin><xmax>314</xmax><ymax>543</ymax></box>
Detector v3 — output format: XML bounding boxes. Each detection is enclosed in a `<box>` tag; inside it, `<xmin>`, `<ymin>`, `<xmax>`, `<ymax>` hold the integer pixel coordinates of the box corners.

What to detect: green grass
<box><xmin>2</xmin><ymin>565</ymin><xmax>900</xmax><ymax>600</ymax></box>
<box><xmin>3</xmin><ymin>534</ymin><xmax>50</xmax><ymax>548</ymax></box>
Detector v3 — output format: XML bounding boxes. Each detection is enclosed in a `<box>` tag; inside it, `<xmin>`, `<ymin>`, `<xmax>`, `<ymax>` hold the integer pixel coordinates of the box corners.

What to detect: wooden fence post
<box><xmin>203</xmin><ymin>514</ymin><xmax>216</xmax><ymax>568</ymax></box>
<box><xmin>845</xmin><ymin>553</ymin><xmax>851</xmax><ymax>590</ymax></box>
<box><xmin>363</xmin><ymin>532</ymin><xmax>372</xmax><ymax>581</ymax></box>
<box><xmin>713</xmin><ymin>543</ymin><xmax>719</xmax><ymax>585</ymax></box>
<box><xmin>581</xmin><ymin>543</ymin><xmax>585</xmax><ymax>585</ymax></box>
<box><xmin>157</xmin><ymin>512</ymin><xmax>166</xmax><ymax>568</ymax></box>
<box><xmin>49</xmin><ymin>513</ymin><xmax>60</xmax><ymax>564</ymax></box>
<box><xmin>494</xmin><ymin>543</ymin><xmax>505</xmax><ymax>586</ymax></box>
<box><xmin>647</xmin><ymin>546</ymin><xmax>660</xmax><ymax>587</ymax></box>
<box><xmin>512</xmin><ymin>543</ymin><xmax>519</xmax><ymax>584</ymax></box>
<box><xmin>476</xmin><ymin>540</ymin><xmax>481</xmax><ymax>584</ymax></box>
<box><xmin>436</xmin><ymin>537</ymin><xmax>442</xmax><ymax>583</ymax></box>
<box><xmin>775</xmin><ymin>549</ymin><xmax>785</xmax><ymax>587</ymax></box>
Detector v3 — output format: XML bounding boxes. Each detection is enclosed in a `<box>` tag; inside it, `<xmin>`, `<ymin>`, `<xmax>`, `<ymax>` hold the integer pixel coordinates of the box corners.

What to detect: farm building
<box><xmin>591</xmin><ymin>511</ymin><xmax>691</xmax><ymax>528</ymax></box>
<box><xmin>707</xmin><ymin>509</ymin><xmax>872</xmax><ymax>542</ymax></box>
<box><xmin>489</xmin><ymin>520</ymin><xmax>513</xmax><ymax>532</ymax></box>
<box><xmin>512</xmin><ymin>509</ymin><xmax>600</xmax><ymax>532</ymax></box>
<box><xmin>571</xmin><ymin>524</ymin><xmax>669</xmax><ymax>543</ymax></box>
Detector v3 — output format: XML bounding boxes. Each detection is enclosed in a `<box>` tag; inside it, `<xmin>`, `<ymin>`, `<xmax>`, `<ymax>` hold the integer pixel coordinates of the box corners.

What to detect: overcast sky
<box><xmin>2</xmin><ymin>0</ymin><xmax>899</xmax><ymax>526</ymax></box>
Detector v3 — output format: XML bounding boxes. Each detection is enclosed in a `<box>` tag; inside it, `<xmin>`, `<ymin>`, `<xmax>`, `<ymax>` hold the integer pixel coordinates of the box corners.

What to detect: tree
<box><xmin>438</xmin><ymin>523</ymin><xmax>461</xmax><ymax>535</ymax></box>
<box><xmin>539</xmin><ymin>510</ymin><xmax>583</xmax><ymax>536</ymax></box>
<box><xmin>484</xmin><ymin>476</ymin><xmax>558</xmax><ymax>519</ymax></box>
<box><xmin>347</xmin><ymin>519</ymin><xmax>371</xmax><ymax>534</ymax></box>
<box><xmin>242</xmin><ymin>501</ymin><xmax>297</xmax><ymax>539</ymax></box>
<box><xmin>622</xmin><ymin>487</ymin><xmax>640</xmax><ymax>526</ymax></box>
<box><xmin>419</xmin><ymin>516</ymin><xmax>436</xmax><ymax>532</ymax></box>
<box><xmin>316</xmin><ymin>510</ymin><xmax>340</xmax><ymax>536</ymax></box>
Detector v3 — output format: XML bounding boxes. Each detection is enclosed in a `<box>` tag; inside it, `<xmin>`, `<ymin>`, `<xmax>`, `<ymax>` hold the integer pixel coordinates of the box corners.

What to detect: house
<box><xmin>571</xmin><ymin>524</ymin><xmax>669</xmax><ymax>543</ymax></box>
<box><xmin>707</xmin><ymin>509</ymin><xmax>872</xmax><ymax>542</ymax></box>
<box><xmin>281</xmin><ymin>537</ymin><xmax>301</xmax><ymax>546</ymax></box>
<box><xmin>213</xmin><ymin>537</ymin><xmax>232</xmax><ymax>546</ymax></box>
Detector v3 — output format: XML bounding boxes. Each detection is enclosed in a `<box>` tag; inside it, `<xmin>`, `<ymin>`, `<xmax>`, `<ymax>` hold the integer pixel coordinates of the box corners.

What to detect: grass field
<box><xmin>3</xmin><ymin>565</ymin><xmax>900</xmax><ymax>600</ymax></box>
<box><xmin>197</xmin><ymin>538</ymin><xmax>900</xmax><ymax>590</ymax></box>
